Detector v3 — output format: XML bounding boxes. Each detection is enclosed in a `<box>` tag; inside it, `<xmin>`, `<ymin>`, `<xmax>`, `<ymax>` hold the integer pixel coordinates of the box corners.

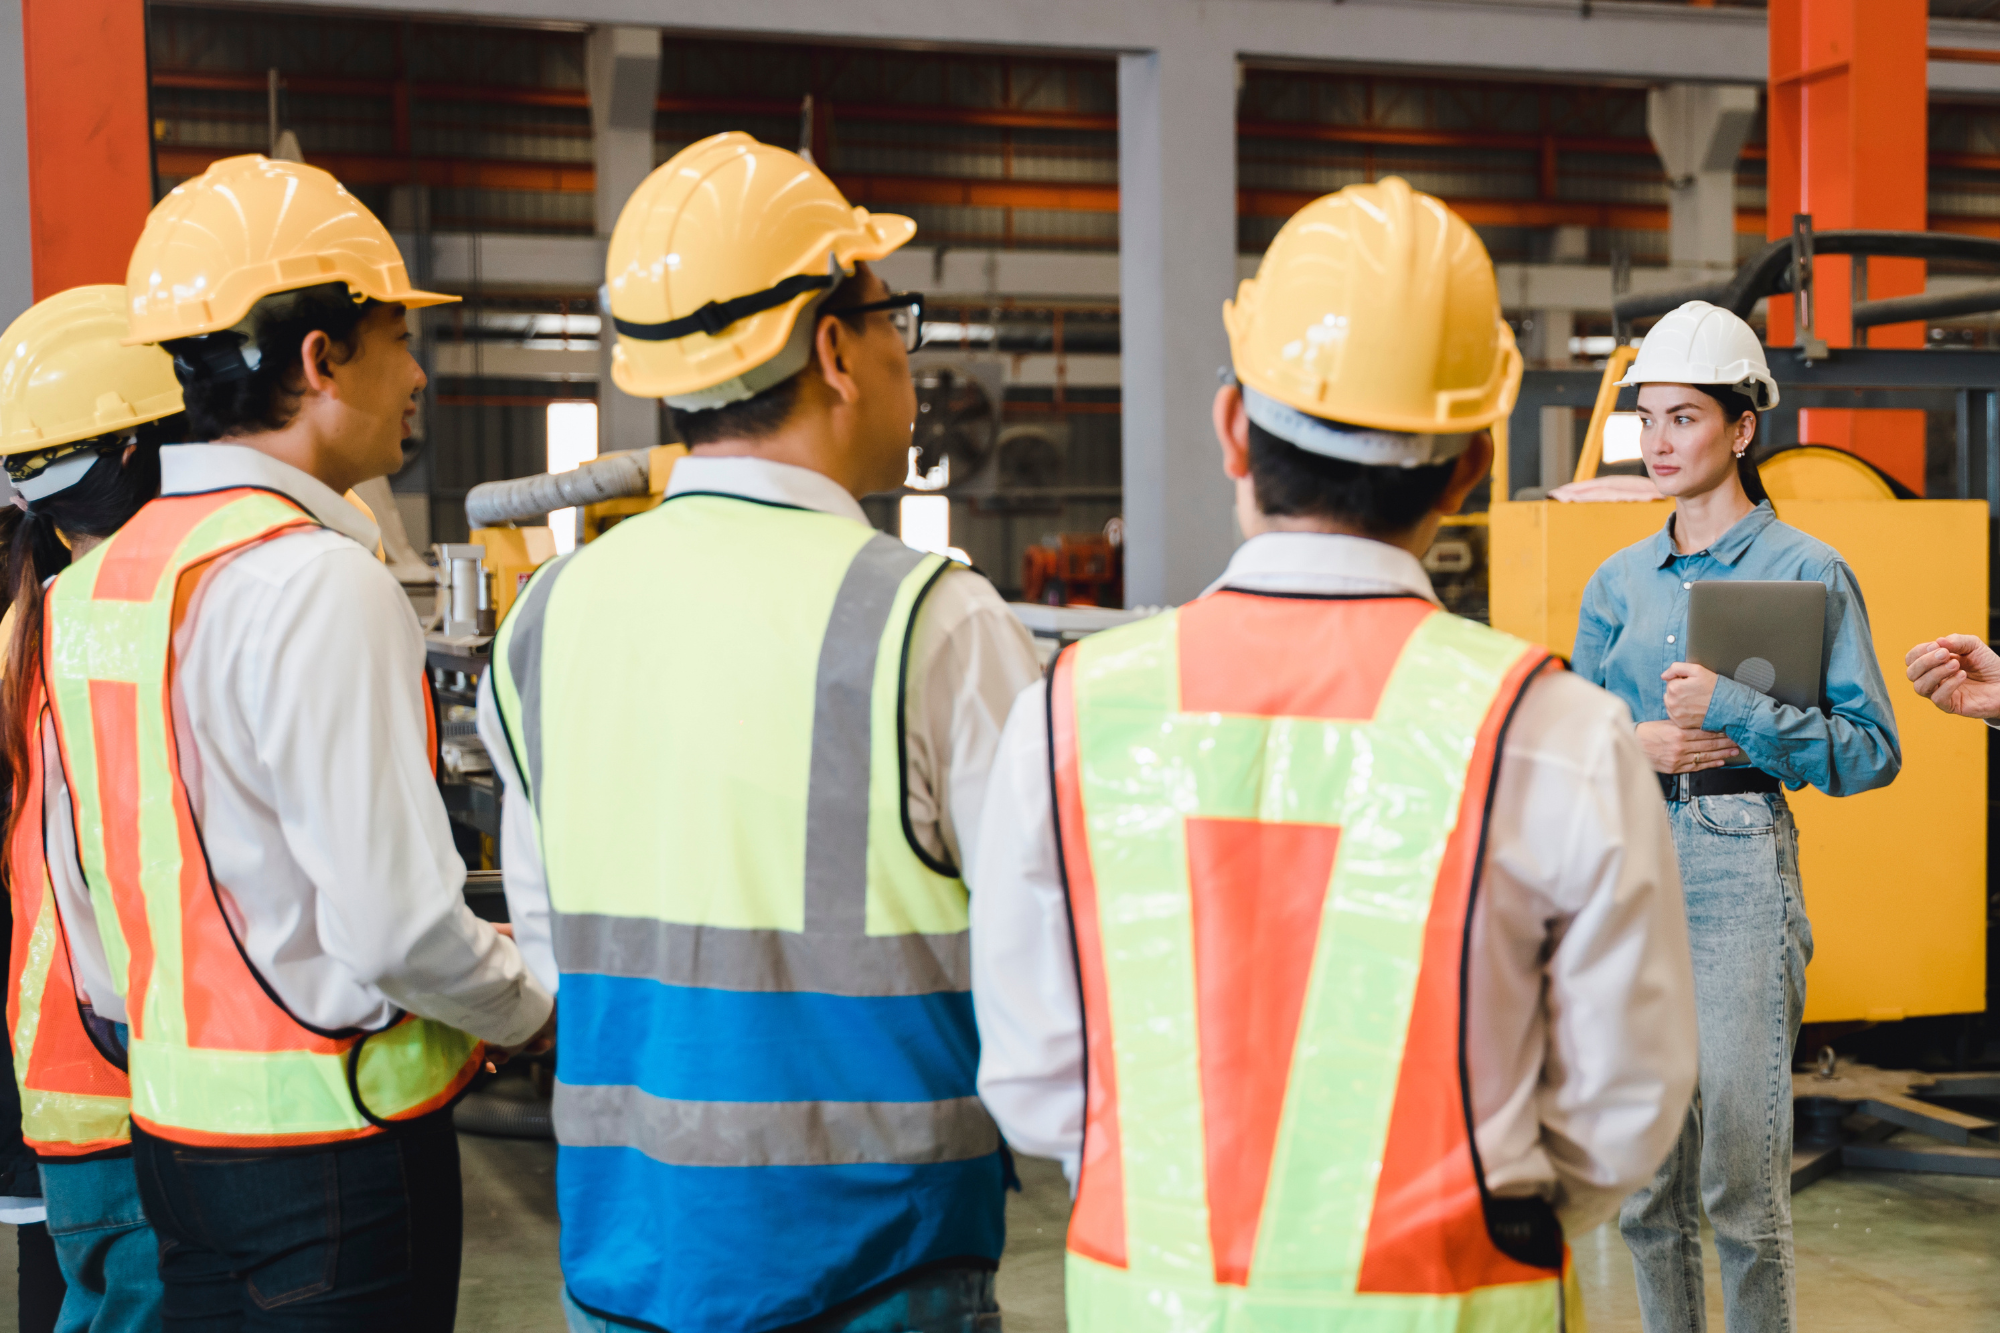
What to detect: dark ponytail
<box><xmin>0</xmin><ymin>419</ymin><xmax>173</xmax><ymax>849</ymax></box>
<box><xmin>1691</xmin><ymin>383</ymin><xmax>1769</xmax><ymax>508</ymax></box>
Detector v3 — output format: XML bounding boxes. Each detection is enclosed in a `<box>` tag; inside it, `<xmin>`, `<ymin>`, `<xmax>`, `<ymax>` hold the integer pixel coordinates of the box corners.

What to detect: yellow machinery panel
<box><xmin>1490</xmin><ymin>497</ymin><xmax>1988</xmax><ymax>1022</ymax></box>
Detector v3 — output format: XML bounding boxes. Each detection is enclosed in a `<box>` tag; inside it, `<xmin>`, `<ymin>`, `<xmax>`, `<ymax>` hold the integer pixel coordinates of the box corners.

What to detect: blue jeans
<box><xmin>562</xmin><ymin>1266</ymin><xmax>1002</xmax><ymax>1333</ymax></box>
<box><xmin>133</xmin><ymin>1112</ymin><xmax>462</xmax><ymax>1331</ymax></box>
<box><xmin>42</xmin><ymin>1156</ymin><xmax>162</xmax><ymax>1333</ymax></box>
<box><xmin>1621</xmin><ymin>792</ymin><xmax>1811</xmax><ymax>1333</ymax></box>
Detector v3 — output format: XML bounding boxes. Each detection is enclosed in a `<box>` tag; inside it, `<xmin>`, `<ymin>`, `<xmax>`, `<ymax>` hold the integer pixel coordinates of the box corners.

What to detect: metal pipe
<box><xmin>1853</xmin><ymin>283</ymin><xmax>2000</xmax><ymax>329</ymax></box>
<box><xmin>464</xmin><ymin>449</ymin><xmax>652</xmax><ymax>530</ymax></box>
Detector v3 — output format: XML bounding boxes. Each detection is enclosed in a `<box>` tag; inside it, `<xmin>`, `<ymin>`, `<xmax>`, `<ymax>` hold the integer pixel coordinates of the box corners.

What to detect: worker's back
<box><xmin>491</xmin><ymin>492</ymin><xmax>1006</xmax><ymax>1333</ymax></box>
<box><xmin>1052</xmin><ymin>589</ymin><xmax>1571</xmax><ymax>1330</ymax></box>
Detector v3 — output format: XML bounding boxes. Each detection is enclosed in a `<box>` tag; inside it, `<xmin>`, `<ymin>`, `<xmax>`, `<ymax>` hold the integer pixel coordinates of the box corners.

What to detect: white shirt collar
<box><xmin>159</xmin><ymin>444</ymin><xmax>381</xmax><ymax>551</ymax></box>
<box><xmin>1202</xmin><ymin>531</ymin><xmax>1440</xmax><ymax>605</ymax></box>
<box><xmin>663</xmin><ymin>455</ymin><xmax>869</xmax><ymax>525</ymax></box>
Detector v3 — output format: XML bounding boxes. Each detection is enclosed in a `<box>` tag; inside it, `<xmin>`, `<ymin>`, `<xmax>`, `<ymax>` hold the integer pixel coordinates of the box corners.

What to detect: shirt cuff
<box><xmin>1701</xmin><ymin>673</ymin><xmax>1758</xmax><ymax>733</ymax></box>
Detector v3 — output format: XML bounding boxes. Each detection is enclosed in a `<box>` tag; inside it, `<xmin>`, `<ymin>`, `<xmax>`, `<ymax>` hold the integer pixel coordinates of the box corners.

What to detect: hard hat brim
<box><xmin>120</xmin><ymin>280</ymin><xmax>459</xmax><ymax>347</ymax></box>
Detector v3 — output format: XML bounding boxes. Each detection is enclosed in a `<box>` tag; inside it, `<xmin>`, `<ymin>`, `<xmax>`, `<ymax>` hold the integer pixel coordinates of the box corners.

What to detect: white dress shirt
<box><xmin>971</xmin><ymin>531</ymin><xmax>1699</xmax><ymax>1237</ymax></box>
<box><xmin>476</xmin><ymin>454</ymin><xmax>1044</xmax><ymax>995</ymax></box>
<box><xmin>47</xmin><ymin>444</ymin><xmax>551</xmax><ymax>1048</ymax></box>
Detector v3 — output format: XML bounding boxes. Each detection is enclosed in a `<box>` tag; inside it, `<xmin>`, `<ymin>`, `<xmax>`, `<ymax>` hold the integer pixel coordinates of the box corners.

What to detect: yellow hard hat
<box><xmin>0</xmin><ymin>285</ymin><xmax>183</xmax><ymax>462</ymax></box>
<box><xmin>605</xmin><ymin>132</ymin><xmax>915</xmax><ymax>407</ymax></box>
<box><xmin>124</xmin><ymin>154</ymin><xmax>457</xmax><ymax>346</ymax></box>
<box><xmin>1224</xmin><ymin>177</ymin><xmax>1521</xmax><ymax>443</ymax></box>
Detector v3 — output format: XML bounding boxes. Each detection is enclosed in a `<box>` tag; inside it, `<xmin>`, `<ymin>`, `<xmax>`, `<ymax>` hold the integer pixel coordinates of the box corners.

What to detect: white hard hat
<box><xmin>1617</xmin><ymin>300</ymin><xmax>1779</xmax><ymax>411</ymax></box>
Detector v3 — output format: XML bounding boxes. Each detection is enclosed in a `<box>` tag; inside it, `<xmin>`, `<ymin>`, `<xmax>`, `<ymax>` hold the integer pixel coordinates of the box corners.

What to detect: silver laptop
<box><xmin>1686</xmin><ymin>580</ymin><xmax>1826</xmax><ymax>713</ymax></box>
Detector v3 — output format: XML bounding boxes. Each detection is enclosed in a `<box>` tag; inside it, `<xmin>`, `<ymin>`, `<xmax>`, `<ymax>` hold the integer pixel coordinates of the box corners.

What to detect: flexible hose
<box><xmin>463</xmin><ymin>449</ymin><xmax>653</xmax><ymax>530</ymax></box>
<box><xmin>453</xmin><ymin>1087</ymin><xmax>554</xmax><ymax>1139</ymax></box>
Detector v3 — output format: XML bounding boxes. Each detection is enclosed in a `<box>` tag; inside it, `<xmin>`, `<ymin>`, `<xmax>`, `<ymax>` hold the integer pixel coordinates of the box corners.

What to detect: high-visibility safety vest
<box><xmin>1052</xmin><ymin>590</ymin><xmax>1581</xmax><ymax>1331</ymax></box>
<box><xmin>491</xmin><ymin>492</ymin><xmax>1006</xmax><ymax>1333</ymax></box>
<box><xmin>40</xmin><ymin>488</ymin><xmax>483</xmax><ymax>1148</ymax></box>
<box><xmin>6</xmin><ymin>667</ymin><xmax>131</xmax><ymax>1159</ymax></box>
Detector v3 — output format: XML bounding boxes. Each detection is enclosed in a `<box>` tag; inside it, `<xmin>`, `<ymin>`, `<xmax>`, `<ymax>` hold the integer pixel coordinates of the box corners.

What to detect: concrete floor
<box><xmin>464</xmin><ymin>1136</ymin><xmax>2000</xmax><ymax>1331</ymax></box>
<box><xmin>2</xmin><ymin>1137</ymin><xmax>1997</xmax><ymax>1329</ymax></box>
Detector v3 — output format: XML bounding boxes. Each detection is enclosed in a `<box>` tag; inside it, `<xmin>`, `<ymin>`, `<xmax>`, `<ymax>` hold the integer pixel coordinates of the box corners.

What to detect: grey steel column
<box><xmin>1648</xmin><ymin>84</ymin><xmax>1759</xmax><ymax>276</ymax></box>
<box><xmin>589</xmin><ymin>25</ymin><xmax>664</xmax><ymax>455</ymax></box>
<box><xmin>1117</xmin><ymin>44</ymin><xmax>1239</xmax><ymax>607</ymax></box>
<box><xmin>0</xmin><ymin>0</ymin><xmax>32</xmax><ymax>327</ymax></box>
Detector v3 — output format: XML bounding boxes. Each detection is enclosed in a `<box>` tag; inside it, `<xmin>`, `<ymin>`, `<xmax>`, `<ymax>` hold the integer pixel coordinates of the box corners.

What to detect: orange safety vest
<box><xmin>6</xmin><ymin>667</ymin><xmax>131</xmax><ymax>1158</ymax></box>
<box><xmin>42</xmin><ymin>488</ymin><xmax>481</xmax><ymax>1149</ymax></box>
<box><xmin>1051</xmin><ymin>590</ymin><xmax>1578</xmax><ymax>1331</ymax></box>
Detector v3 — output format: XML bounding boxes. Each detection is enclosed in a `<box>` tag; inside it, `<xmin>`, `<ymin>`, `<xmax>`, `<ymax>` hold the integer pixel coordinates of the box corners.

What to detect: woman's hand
<box><xmin>1661</xmin><ymin>662</ymin><xmax>1721</xmax><ymax>729</ymax></box>
<box><xmin>1636</xmin><ymin>720</ymin><xmax>1741</xmax><ymax>775</ymax></box>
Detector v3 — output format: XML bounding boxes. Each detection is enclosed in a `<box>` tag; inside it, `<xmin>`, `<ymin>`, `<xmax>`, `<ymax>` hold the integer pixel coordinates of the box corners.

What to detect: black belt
<box><xmin>1659</xmin><ymin>768</ymin><xmax>1780</xmax><ymax>801</ymax></box>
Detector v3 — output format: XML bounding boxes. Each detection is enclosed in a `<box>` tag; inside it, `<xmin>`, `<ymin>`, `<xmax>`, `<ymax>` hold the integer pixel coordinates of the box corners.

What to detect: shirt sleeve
<box><xmin>245</xmin><ymin>546</ymin><xmax>551</xmax><ymax>1047</ymax></box>
<box><xmin>1569</xmin><ymin>566</ymin><xmax>1616</xmax><ymax>687</ymax></box>
<box><xmin>477</xmin><ymin>670</ymin><xmax>558</xmax><ymax>997</ymax></box>
<box><xmin>40</xmin><ymin>716</ymin><xmax>125</xmax><ymax>1024</ymax></box>
<box><xmin>1700</xmin><ymin>557</ymin><xmax>1902</xmax><ymax>796</ymax></box>
<box><xmin>969</xmin><ymin>676</ymin><xmax>1083</xmax><ymax>1180</ymax></box>
<box><xmin>904</xmin><ymin>567</ymin><xmax>1044</xmax><ymax>874</ymax></box>
<box><xmin>1474</xmin><ymin>671</ymin><xmax>1699</xmax><ymax>1236</ymax></box>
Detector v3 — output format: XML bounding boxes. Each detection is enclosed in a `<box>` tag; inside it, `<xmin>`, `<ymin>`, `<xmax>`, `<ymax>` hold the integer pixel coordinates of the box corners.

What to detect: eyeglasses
<box><xmin>825</xmin><ymin>292</ymin><xmax>927</xmax><ymax>353</ymax></box>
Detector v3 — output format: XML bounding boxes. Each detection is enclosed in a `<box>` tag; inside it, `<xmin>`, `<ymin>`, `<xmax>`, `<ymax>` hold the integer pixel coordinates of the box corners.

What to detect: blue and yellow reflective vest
<box><xmin>491</xmin><ymin>491</ymin><xmax>1005</xmax><ymax>1333</ymax></box>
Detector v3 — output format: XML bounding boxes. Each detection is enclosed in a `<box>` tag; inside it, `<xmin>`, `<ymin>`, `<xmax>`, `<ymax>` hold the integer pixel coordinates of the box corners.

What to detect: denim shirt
<box><xmin>1571</xmin><ymin>501</ymin><xmax>1900</xmax><ymax>797</ymax></box>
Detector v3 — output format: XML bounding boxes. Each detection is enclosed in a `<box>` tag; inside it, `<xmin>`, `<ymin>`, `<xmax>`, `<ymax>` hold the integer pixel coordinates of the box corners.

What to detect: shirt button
<box><xmin>1667</xmin><ymin>635</ymin><xmax>1677</xmax><ymax>644</ymax></box>
<box><xmin>1683</xmin><ymin>582</ymin><xmax>1692</xmax><ymax>590</ymax></box>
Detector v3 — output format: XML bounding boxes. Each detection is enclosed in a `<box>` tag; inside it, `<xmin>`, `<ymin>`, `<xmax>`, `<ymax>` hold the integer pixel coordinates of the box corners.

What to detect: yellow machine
<box><xmin>471</xmin><ymin>443</ymin><xmax>686</xmax><ymax>622</ymax></box>
<box><xmin>1489</xmin><ymin>348</ymin><xmax>1987</xmax><ymax>1024</ymax></box>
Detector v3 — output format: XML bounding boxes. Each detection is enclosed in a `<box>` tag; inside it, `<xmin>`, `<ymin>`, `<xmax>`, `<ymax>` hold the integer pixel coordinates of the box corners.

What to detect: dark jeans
<box><xmin>133</xmin><ymin>1113</ymin><xmax>462</xmax><ymax>1332</ymax></box>
<box><xmin>565</xmin><ymin>1265</ymin><xmax>1003</xmax><ymax>1333</ymax></box>
<box><xmin>18</xmin><ymin>1220</ymin><xmax>66</xmax><ymax>1333</ymax></box>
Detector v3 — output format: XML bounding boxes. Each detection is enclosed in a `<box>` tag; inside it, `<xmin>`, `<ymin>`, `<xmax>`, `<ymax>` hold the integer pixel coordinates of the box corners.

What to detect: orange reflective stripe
<box><xmin>1177</xmin><ymin>593</ymin><xmax>1435</xmax><ymax>719</ymax></box>
<box><xmin>6</xmin><ymin>683</ymin><xmax>131</xmax><ymax>1156</ymax></box>
<box><xmin>1185</xmin><ymin>816</ymin><xmax>1340</xmax><ymax>1286</ymax></box>
<box><xmin>1356</xmin><ymin>647</ymin><xmax>1559</xmax><ymax>1295</ymax></box>
<box><xmin>91</xmin><ymin>489</ymin><xmax>253</xmax><ymax>602</ymax></box>
<box><xmin>1050</xmin><ymin>645</ymin><xmax>1127</xmax><ymax>1272</ymax></box>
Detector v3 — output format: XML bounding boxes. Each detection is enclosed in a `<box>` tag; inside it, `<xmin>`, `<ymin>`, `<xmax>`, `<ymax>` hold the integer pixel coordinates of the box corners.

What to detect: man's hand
<box><xmin>1905</xmin><ymin>634</ymin><xmax>2000</xmax><ymax>720</ymax></box>
<box><xmin>1661</xmin><ymin>662</ymin><xmax>1721</xmax><ymax>729</ymax></box>
<box><xmin>1636</xmin><ymin>720</ymin><xmax>1741</xmax><ymax>775</ymax></box>
<box><xmin>484</xmin><ymin>1008</ymin><xmax>556</xmax><ymax>1073</ymax></box>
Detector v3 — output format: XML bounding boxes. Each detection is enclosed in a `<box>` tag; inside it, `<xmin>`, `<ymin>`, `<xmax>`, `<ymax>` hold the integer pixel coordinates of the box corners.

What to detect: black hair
<box><xmin>1246</xmin><ymin>419</ymin><xmax>1460</xmax><ymax>537</ymax></box>
<box><xmin>1688</xmin><ymin>383</ymin><xmax>1770</xmax><ymax>506</ymax></box>
<box><xmin>0</xmin><ymin>417</ymin><xmax>174</xmax><ymax>852</ymax></box>
<box><xmin>669</xmin><ymin>272</ymin><xmax>873</xmax><ymax>448</ymax></box>
<box><xmin>164</xmin><ymin>284</ymin><xmax>383</xmax><ymax>441</ymax></box>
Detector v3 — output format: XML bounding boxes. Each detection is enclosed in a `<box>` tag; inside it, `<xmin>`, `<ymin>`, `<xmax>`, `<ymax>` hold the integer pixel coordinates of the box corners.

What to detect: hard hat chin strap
<box><xmin>610</xmin><ymin>271</ymin><xmax>838</xmax><ymax>343</ymax></box>
<box><xmin>169</xmin><ymin>333</ymin><xmax>261</xmax><ymax>386</ymax></box>
<box><xmin>662</xmin><ymin>285</ymin><xmax>836</xmax><ymax>413</ymax></box>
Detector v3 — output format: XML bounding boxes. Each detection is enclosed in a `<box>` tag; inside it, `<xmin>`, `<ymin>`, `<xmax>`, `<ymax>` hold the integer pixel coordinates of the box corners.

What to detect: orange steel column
<box><xmin>22</xmin><ymin>0</ymin><xmax>153</xmax><ymax>301</ymax></box>
<box><xmin>1766</xmin><ymin>0</ymin><xmax>1929</xmax><ymax>494</ymax></box>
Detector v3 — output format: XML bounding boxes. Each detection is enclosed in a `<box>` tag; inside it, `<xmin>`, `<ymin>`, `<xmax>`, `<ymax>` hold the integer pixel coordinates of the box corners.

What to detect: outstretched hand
<box><xmin>1906</xmin><ymin>634</ymin><xmax>2000</xmax><ymax>719</ymax></box>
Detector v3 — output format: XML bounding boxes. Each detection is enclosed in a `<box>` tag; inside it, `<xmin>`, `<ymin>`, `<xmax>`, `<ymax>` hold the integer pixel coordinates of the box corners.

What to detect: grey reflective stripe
<box><xmin>553</xmin><ymin>913</ymin><xmax>969</xmax><ymax>996</ymax></box>
<box><xmin>503</xmin><ymin>551</ymin><xmax>578</xmax><ymax>806</ymax></box>
<box><xmin>554</xmin><ymin>1082</ymin><xmax>999</xmax><ymax>1167</ymax></box>
<box><xmin>803</xmin><ymin>533</ymin><xmax>926</xmax><ymax>935</ymax></box>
